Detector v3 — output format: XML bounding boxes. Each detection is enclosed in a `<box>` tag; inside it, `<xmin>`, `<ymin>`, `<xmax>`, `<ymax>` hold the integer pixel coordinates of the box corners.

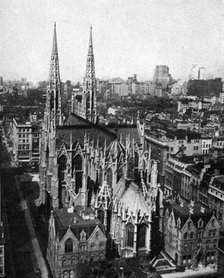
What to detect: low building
<box><xmin>164</xmin><ymin>201</ymin><xmax>220</xmax><ymax>268</ymax></box>
<box><xmin>47</xmin><ymin>206</ymin><xmax>107</xmax><ymax>278</ymax></box>
<box><xmin>201</xmin><ymin>137</ymin><xmax>212</xmax><ymax>155</ymax></box>
<box><xmin>11</xmin><ymin>117</ymin><xmax>41</xmax><ymax>166</ymax></box>
<box><xmin>144</xmin><ymin>128</ymin><xmax>202</xmax><ymax>186</ymax></box>
<box><xmin>208</xmin><ymin>175</ymin><xmax>224</xmax><ymax>222</ymax></box>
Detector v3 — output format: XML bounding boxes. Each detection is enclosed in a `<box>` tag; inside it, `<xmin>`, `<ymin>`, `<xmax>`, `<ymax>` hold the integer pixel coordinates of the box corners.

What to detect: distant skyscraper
<box><xmin>153</xmin><ymin>65</ymin><xmax>172</xmax><ymax>88</ymax></box>
<box><xmin>153</xmin><ymin>65</ymin><xmax>174</xmax><ymax>95</ymax></box>
<box><xmin>0</xmin><ymin>77</ymin><xmax>3</xmax><ymax>86</ymax></box>
<box><xmin>190</xmin><ymin>64</ymin><xmax>198</xmax><ymax>80</ymax></box>
<box><xmin>198</xmin><ymin>67</ymin><xmax>206</xmax><ymax>80</ymax></box>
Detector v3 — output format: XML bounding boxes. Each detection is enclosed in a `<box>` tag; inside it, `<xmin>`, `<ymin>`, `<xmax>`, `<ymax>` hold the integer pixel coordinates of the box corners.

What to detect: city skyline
<box><xmin>1</xmin><ymin>0</ymin><xmax>224</xmax><ymax>82</ymax></box>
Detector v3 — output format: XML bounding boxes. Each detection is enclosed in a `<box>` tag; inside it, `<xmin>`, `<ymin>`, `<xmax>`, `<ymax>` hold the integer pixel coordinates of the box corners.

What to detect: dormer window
<box><xmin>198</xmin><ymin>219</ymin><xmax>204</xmax><ymax>228</ymax></box>
<box><xmin>188</xmin><ymin>222</ymin><xmax>191</xmax><ymax>229</ymax></box>
<box><xmin>80</xmin><ymin>230</ymin><xmax>87</xmax><ymax>241</ymax></box>
<box><xmin>65</xmin><ymin>238</ymin><xmax>73</xmax><ymax>253</ymax></box>
<box><xmin>95</xmin><ymin>231</ymin><xmax>100</xmax><ymax>240</ymax></box>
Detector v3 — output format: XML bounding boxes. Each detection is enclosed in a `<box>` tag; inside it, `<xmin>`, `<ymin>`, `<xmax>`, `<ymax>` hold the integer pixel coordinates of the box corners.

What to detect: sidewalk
<box><xmin>161</xmin><ymin>266</ymin><xmax>217</xmax><ymax>278</ymax></box>
<box><xmin>16</xmin><ymin>180</ymin><xmax>50</xmax><ymax>278</ymax></box>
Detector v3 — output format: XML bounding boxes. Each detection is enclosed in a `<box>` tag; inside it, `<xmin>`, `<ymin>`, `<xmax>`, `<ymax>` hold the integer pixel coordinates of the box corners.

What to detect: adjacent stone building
<box><xmin>47</xmin><ymin>207</ymin><xmax>107</xmax><ymax>278</ymax></box>
<box><xmin>164</xmin><ymin>201</ymin><xmax>220</xmax><ymax>268</ymax></box>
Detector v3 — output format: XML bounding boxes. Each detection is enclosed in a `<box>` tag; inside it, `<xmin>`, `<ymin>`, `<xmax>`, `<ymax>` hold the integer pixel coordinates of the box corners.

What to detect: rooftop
<box><xmin>53</xmin><ymin>206</ymin><xmax>104</xmax><ymax>241</ymax></box>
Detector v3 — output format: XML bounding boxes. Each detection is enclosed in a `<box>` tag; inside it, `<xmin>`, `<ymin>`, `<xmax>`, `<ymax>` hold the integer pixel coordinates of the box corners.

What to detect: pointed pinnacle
<box><xmin>52</xmin><ymin>22</ymin><xmax>58</xmax><ymax>53</ymax></box>
<box><xmin>89</xmin><ymin>25</ymin><xmax>93</xmax><ymax>47</ymax></box>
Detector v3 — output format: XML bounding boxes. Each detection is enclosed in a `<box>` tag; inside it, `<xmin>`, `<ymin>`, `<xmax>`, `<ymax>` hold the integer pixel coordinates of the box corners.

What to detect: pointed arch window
<box><xmin>137</xmin><ymin>224</ymin><xmax>147</xmax><ymax>248</ymax></box>
<box><xmin>98</xmin><ymin>209</ymin><xmax>104</xmax><ymax>224</ymax></box>
<box><xmin>65</xmin><ymin>238</ymin><xmax>73</xmax><ymax>253</ymax></box>
<box><xmin>126</xmin><ymin>223</ymin><xmax>134</xmax><ymax>247</ymax></box>
<box><xmin>198</xmin><ymin>219</ymin><xmax>203</xmax><ymax>228</ymax></box>
<box><xmin>134</xmin><ymin>152</ymin><xmax>139</xmax><ymax>180</ymax></box>
<box><xmin>106</xmin><ymin>168</ymin><xmax>113</xmax><ymax>188</ymax></box>
<box><xmin>117</xmin><ymin>164</ymin><xmax>123</xmax><ymax>182</ymax></box>
<box><xmin>134</xmin><ymin>152</ymin><xmax>139</xmax><ymax>168</ymax></box>
<box><xmin>58</xmin><ymin>155</ymin><xmax>67</xmax><ymax>181</ymax></box>
<box><xmin>73</xmin><ymin>154</ymin><xmax>83</xmax><ymax>194</ymax></box>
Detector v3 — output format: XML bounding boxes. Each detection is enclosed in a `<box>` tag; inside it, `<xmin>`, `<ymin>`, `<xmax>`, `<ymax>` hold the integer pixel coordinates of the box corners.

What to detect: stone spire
<box><xmin>82</xmin><ymin>25</ymin><xmax>97</xmax><ymax>123</ymax></box>
<box><xmin>46</xmin><ymin>22</ymin><xmax>62</xmax><ymax>127</ymax></box>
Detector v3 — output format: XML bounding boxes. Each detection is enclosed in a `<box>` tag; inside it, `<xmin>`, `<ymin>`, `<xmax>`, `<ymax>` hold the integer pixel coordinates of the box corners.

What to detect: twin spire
<box><xmin>52</xmin><ymin>22</ymin><xmax>58</xmax><ymax>54</ymax></box>
<box><xmin>46</xmin><ymin>22</ymin><xmax>62</xmax><ymax>127</ymax></box>
<box><xmin>47</xmin><ymin>22</ymin><xmax>97</xmax><ymax>124</ymax></box>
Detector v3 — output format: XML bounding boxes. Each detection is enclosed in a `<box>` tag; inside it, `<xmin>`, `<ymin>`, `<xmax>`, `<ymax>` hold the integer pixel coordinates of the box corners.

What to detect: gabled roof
<box><xmin>54</xmin><ymin>208</ymin><xmax>104</xmax><ymax>241</ymax></box>
<box><xmin>56</xmin><ymin>125</ymin><xmax>116</xmax><ymax>149</ymax></box>
<box><xmin>186</xmin><ymin>162</ymin><xmax>204</xmax><ymax>176</ymax></box>
<box><xmin>120</xmin><ymin>182</ymin><xmax>150</xmax><ymax>215</ymax></box>
<box><xmin>151</xmin><ymin>251</ymin><xmax>176</xmax><ymax>273</ymax></box>
<box><xmin>166</xmin><ymin>201</ymin><xmax>213</xmax><ymax>229</ymax></box>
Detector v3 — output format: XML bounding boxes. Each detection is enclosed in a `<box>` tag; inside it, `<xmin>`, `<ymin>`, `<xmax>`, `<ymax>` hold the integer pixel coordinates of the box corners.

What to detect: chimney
<box><xmin>119</xmin><ymin>267</ymin><xmax>124</xmax><ymax>278</ymax></box>
<box><xmin>200</xmin><ymin>207</ymin><xmax>205</xmax><ymax>213</ymax></box>
<box><xmin>67</xmin><ymin>206</ymin><xmax>74</xmax><ymax>213</ymax></box>
<box><xmin>189</xmin><ymin>207</ymin><xmax>194</xmax><ymax>214</ymax></box>
<box><xmin>189</xmin><ymin>200</ymin><xmax>194</xmax><ymax>214</ymax></box>
<box><xmin>73</xmin><ymin>217</ymin><xmax>77</xmax><ymax>224</ymax></box>
<box><xmin>180</xmin><ymin>200</ymin><xmax>184</xmax><ymax>207</ymax></box>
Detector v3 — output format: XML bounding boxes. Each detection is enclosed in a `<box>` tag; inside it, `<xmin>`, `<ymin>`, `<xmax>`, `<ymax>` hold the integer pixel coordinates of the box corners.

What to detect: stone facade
<box><xmin>164</xmin><ymin>201</ymin><xmax>220</xmax><ymax>268</ymax></box>
<box><xmin>40</xmin><ymin>23</ymin><xmax>164</xmax><ymax>278</ymax></box>
<box><xmin>47</xmin><ymin>208</ymin><xmax>107</xmax><ymax>278</ymax></box>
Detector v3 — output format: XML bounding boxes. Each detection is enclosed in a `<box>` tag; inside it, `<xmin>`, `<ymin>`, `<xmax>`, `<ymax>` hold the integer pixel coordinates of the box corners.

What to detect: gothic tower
<box><xmin>81</xmin><ymin>26</ymin><xmax>97</xmax><ymax>123</ymax></box>
<box><xmin>39</xmin><ymin>22</ymin><xmax>62</xmax><ymax>207</ymax></box>
<box><xmin>46</xmin><ymin>22</ymin><xmax>62</xmax><ymax>127</ymax></box>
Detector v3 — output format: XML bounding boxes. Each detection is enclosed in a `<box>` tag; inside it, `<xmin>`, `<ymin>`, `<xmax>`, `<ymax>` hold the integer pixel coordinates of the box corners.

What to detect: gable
<box><xmin>181</xmin><ymin>216</ymin><xmax>196</xmax><ymax>232</ymax></box>
<box><xmin>57</xmin><ymin>143</ymin><xmax>69</xmax><ymax>159</ymax></box>
<box><xmin>205</xmin><ymin>214</ymin><xmax>220</xmax><ymax>230</ymax></box>
<box><xmin>88</xmin><ymin>225</ymin><xmax>107</xmax><ymax>244</ymax></box>
<box><xmin>59</xmin><ymin>228</ymin><xmax>79</xmax><ymax>245</ymax></box>
<box><xmin>58</xmin><ymin>228</ymin><xmax>79</xmax><ymax>255</ymax></box>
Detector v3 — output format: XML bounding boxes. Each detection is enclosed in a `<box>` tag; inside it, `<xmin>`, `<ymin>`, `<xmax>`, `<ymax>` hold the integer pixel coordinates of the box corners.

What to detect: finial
<box><xmin>89</xmin><ymin>24</ymin><xmax>93</xmax><ymax>47</ymax></box>
<box><xmin>137</xmin><ymin>110</ymin><xmax>140</xmax><ymax>120</ymax></box>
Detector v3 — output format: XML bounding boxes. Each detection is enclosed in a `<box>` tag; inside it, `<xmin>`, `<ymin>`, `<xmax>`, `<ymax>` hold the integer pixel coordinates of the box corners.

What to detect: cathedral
<box><xmin>39</xmin><ymin>23</ymin><xmax>164</xmax><ymax>277</ymax></box>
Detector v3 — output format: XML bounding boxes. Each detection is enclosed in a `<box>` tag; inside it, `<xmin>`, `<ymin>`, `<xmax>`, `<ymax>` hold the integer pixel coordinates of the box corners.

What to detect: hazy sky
<box><xmin>1</xmin><ymin>0</ymin><xmax>224</xmax><ymax>82</ymax></box>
